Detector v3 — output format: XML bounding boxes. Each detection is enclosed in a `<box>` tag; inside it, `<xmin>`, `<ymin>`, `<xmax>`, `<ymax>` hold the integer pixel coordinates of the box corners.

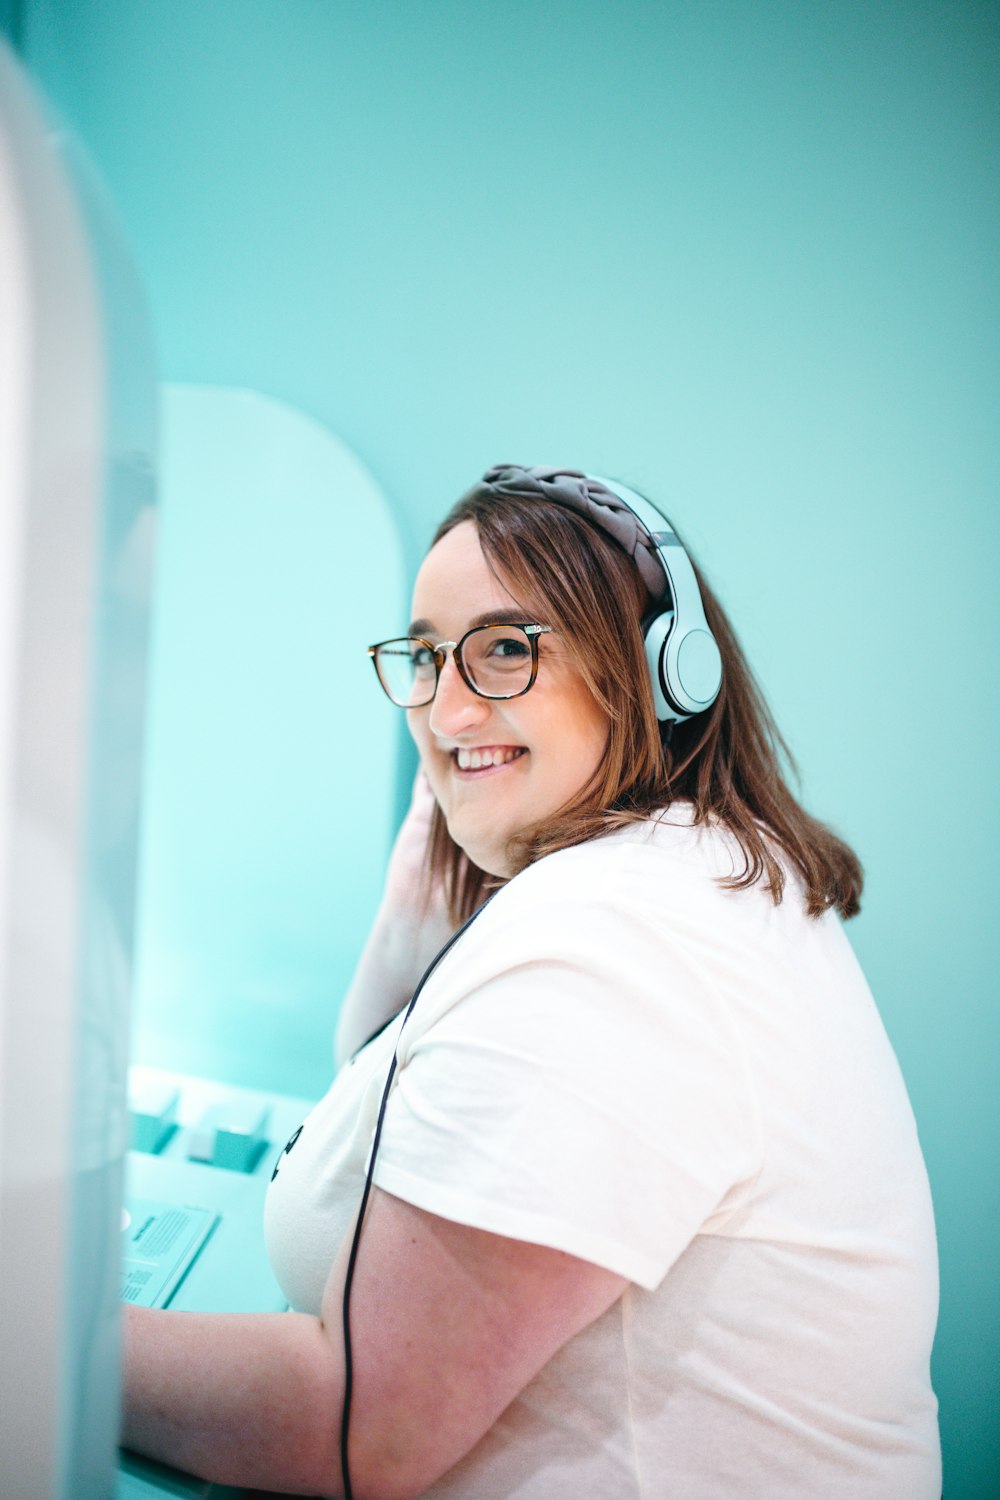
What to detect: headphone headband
<box><xmin>477</xmin><ymin>465</ymin><xmax>667</xmax><ymax>608</ymax></box>
<box><xmin>472</xmin><ymin>465</ymin><xmax>723</xmax><ymax>723</ymax></box>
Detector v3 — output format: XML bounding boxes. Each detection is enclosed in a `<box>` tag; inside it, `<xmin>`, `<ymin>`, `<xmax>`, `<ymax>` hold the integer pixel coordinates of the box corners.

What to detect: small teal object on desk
<box><xmin>186</xmin><ymin>1100</ymin><xmax>273</xmax><ymax>1174</ymax></box>
<box><xmin>129</xmin><ymin>1077</ymin><xmax>180</xmax><ymax>1154</ymax></box>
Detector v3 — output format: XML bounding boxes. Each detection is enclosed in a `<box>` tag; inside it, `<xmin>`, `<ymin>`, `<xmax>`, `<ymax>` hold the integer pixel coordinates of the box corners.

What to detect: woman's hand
<box><xmin>379</xmin><ymin>767</ymin><xmax>443</xmax><ymax>914</ymax></box>
<box><xmin>333</xmin><ymin>771</ymin><xmax>453</xmax><ymax>1066</ymax></box>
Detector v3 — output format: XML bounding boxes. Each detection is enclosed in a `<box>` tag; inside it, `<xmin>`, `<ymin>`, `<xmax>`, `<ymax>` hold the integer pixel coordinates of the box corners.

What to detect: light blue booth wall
<box><xmin>11</xmin><ymin>2</ymin><xmax>997</xmax><ymax>1494</ymax></box>
<box><xmin>132</xmin><ymin>385</ymin><xmax>404</xmax><ymax>1098</ymax></box>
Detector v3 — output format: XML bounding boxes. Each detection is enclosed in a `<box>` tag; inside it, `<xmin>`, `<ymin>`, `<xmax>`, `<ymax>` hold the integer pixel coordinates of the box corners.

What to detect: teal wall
<box><xmin>9</xmin><ymin>2</ymin><xmax>998</xmax><ymax>1493</ymax></box>
<box><xmin>0</xmin><ymin>0</ymin><xmax>22</xmax><ymax>48</ymax></box>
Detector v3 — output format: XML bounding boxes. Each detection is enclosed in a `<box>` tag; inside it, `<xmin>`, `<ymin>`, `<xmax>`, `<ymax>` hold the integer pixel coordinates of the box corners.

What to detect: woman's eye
<box><xmin>410</xmin><ymin>646</ymin><xmax>436</xmax><ymax>674</ymax></box>
<box><xmin>487</xmin><ymin>635</ymin><xmax>530</xmax><ymax>659</ymax></box>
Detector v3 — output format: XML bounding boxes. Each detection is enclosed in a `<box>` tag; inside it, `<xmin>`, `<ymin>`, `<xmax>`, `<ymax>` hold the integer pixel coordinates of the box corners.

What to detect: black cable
<box><xmin>339</xmin><ymin>894</ymin><xmax>496</xmax><ymax>1500</ymax></box>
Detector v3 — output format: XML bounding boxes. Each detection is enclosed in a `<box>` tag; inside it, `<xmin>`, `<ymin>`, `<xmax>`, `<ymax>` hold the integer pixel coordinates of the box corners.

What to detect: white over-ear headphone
<box><xmin>591</xmin><ymin>475</ymin><xmax>723</xmax><ymax>724</ymax></box>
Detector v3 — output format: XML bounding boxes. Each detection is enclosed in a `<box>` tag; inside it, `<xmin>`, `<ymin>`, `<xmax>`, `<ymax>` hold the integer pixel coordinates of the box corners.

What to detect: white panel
<box><xmin>0</xmin><ymin>38</ymin><xmax>156</xmax><ymax>1500</ymax></box>
<box><xmin>0</xmin><ymin>40</ymin><xmax>104</xmax><ymax>1500</ymax></box>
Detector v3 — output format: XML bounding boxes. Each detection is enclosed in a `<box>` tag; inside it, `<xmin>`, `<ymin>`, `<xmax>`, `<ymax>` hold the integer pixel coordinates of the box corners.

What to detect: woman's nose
<box><xmin>427</xmin><ymin>651</ymin><xmax>490</xmax><ymax>738</ymax></box>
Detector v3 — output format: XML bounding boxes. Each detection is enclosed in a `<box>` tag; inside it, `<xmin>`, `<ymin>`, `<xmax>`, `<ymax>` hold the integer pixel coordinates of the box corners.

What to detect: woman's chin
<box><xmin>449</xmin><ymin>822</ymin><xmax>515</xmax><ymax>881</ymax></box>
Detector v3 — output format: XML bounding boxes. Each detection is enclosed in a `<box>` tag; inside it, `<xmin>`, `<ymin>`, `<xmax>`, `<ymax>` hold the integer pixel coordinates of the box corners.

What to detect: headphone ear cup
<box><xmin>644</xmin><ymin>611</ymin><xmax>723</xmax><ymax>723</ymax></box>
<box><xmin>673</xmin><ymin>628</ymin><xmax>723</xmax><ymax>714</ymax></box>
<box><xmin>643</xmin><ymin>610</ymin><xmax>676</xmax><ymax>722</ymax></box>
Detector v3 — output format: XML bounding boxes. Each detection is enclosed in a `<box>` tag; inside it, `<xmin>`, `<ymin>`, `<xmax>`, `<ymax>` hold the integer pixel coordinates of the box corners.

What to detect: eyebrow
<box><xmin>407</xmin><ymin>608</ymin><xmax>542</xmax><ymax>637</ymax></box>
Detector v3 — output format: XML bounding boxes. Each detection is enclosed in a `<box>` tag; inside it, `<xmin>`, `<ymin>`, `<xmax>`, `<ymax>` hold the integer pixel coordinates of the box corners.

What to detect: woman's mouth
<box><xmin>452</xmin><ymin>746</ymin><xmax>527</xmax><ymax>775</ymax></box>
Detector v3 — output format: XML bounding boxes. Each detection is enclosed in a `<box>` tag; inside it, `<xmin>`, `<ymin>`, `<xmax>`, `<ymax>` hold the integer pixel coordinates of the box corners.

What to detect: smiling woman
<box><xmin>123</xmin><ymin>465</ymin><xmax>941</xmax><ymax>1500</ymax></box>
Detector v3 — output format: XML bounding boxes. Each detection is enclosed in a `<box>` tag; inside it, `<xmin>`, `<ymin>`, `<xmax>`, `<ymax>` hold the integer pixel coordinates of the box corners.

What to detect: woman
<box><xmin>124</xmin><ymin>465</ymin><xmax>940</xmax><ymax>1498</ymax></box>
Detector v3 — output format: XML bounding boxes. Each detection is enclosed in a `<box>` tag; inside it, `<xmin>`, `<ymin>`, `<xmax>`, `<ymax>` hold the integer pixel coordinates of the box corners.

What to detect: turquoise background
<box><xmin>4</xmin><ymin>2</ymin><xmax>997</xmax><ymax>1493</ymax></box>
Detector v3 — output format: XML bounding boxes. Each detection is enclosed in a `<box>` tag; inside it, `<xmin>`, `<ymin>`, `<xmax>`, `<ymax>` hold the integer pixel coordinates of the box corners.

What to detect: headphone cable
<box><xmin>339</xmin><ymin>892</ymin><xmax>497</xmax><ymax>1500</ymax></box>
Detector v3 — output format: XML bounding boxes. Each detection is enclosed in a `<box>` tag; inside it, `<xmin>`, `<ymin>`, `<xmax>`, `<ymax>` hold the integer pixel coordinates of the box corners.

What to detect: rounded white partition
<box><xmin>0</xmin><ymin>37</ymin><xmax>156</xmax><ymax>1500</ymax></box>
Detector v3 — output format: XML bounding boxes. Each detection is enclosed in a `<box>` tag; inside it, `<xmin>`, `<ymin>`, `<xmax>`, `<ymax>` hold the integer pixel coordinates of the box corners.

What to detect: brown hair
<box><xmin>425</xmin><ymin>487</ymin><xmax>863</xmax><ymax>925</ymax></box>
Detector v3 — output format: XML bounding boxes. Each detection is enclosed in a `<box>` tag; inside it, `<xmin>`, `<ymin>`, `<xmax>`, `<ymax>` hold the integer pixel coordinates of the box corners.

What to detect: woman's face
<box><xmin>408</xmin><ymin>521</ymin><xmax>610</xmax><ymax>878</ymax></box>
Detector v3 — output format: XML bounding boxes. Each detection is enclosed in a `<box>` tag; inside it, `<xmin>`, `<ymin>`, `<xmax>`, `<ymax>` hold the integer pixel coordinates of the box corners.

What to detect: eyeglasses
<box><xmin>368</xmin><ymin>623</ymin><xmax>552</xmax><ymax>707</ymax></box>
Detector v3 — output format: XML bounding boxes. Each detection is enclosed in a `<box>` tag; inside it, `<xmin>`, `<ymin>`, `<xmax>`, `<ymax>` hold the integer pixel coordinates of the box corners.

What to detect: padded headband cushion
<box><xmin>462</xmin><ymin>464</ymin><xmax>667</xmax><ymax>610</ymax></box>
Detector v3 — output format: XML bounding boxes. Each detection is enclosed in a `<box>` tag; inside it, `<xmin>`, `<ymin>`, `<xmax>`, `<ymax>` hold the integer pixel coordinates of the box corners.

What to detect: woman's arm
<box><xmin>122</xmin><ymin>1187</ymin><xmax>627</xmax><ymax>1500</ymax></box>
<box><xmin>334</xmin><ymin>772</ymin><xmax>453</xmax><ymax>1067</ymax></box>
<box><xmin>121</xmin><ymin>1302</ymin><xmax>343</xmax><ymax>1494</ymax></box>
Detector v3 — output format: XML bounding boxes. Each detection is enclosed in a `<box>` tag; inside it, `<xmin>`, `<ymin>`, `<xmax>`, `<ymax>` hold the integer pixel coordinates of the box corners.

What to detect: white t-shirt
<box><xmin>264</xmin><ymin>810</ymin><xmax>940</xmax><ymax>1499</ymax></box>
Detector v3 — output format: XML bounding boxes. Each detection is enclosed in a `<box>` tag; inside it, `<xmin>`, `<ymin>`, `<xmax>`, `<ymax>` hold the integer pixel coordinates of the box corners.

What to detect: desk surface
<box><xmin>118</xmin><ymin>1067</ymin><xmax>318</xmax><ymax>1499</ymax></box>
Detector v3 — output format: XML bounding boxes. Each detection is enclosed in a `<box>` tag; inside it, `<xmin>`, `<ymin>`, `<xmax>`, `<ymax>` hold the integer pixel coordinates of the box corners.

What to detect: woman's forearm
<box><xmin>334</xmin><ymin>903</ymin><xmax>452</xmax><ymax>1066</ymax></box>
<box><xmin>121</xmin><ymin>1304</ymin><xmax>345</xmax><ymax>1496</ymax></box>
<box><xmin>334</xmin><ymin>770</ymin><xmax>452</xmax><ymax>1068</ymax></box>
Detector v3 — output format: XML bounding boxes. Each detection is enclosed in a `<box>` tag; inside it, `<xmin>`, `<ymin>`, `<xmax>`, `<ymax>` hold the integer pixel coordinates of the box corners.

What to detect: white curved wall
<box><xmin>0</xmin><ymin>36</ymin><xmax>155</xmax><ymax>1500</ymax></box>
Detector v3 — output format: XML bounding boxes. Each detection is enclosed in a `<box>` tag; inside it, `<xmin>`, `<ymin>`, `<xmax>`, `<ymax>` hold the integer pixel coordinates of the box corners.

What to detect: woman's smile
<box><xmin>452</xmin><ymin>745</ymin><xmax>527</xmax><ymax>773</ymax></box>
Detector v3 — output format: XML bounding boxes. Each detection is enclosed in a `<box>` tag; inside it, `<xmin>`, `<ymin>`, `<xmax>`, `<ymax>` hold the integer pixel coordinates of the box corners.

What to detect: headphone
<box><xmin>589</xmin><ymin>475</ymin><xmax>723</xmax><ymax>725</ymax></box>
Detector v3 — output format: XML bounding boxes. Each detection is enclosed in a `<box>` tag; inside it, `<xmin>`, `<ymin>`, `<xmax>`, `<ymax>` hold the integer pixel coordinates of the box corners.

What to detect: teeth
<box><xmin>456</xmin><ymin>747</ymin><xmax>522</xmax><ymax>770</ymax></box>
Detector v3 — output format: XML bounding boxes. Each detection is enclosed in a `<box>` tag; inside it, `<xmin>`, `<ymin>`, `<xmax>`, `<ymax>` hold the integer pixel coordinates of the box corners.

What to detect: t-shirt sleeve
<box><xmin>372</xmin><ymin>849</ymin><xmax>762</xmax><ymax>1290</ymax></box>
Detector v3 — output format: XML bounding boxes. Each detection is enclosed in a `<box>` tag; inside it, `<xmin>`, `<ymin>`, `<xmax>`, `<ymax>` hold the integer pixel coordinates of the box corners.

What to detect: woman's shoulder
<box><xmin>513</xmin><ymin>804</ymin><xmax>755</xmax><ymax>898</ymax></box>
<box><xmin>412</xmin><ymin>806</ymin><xmax>846</xmax><ymax>1052</ymax></box>
<box><xmin>488</xmin><ymin>804</ymin><xmax>820</xmax><ymax>957</ymax></box>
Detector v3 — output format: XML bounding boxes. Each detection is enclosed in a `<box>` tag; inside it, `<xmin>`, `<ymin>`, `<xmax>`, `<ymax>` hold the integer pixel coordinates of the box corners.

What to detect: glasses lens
<box><xmin>462</xmin><ymin>625</ymin><xmax>535</xmax><ymax>698</ymax></box>
<box><xmin>374</xmin><ymin>639</ymin><xmax>437</xmax><ymax>706</ymax></box>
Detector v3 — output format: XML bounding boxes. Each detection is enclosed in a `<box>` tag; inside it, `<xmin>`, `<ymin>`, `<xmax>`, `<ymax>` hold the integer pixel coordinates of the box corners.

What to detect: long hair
<box><xmin>424</xmin><ymin>487</ymin><xmax>863</xmax><ymax>925</ymax></box>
